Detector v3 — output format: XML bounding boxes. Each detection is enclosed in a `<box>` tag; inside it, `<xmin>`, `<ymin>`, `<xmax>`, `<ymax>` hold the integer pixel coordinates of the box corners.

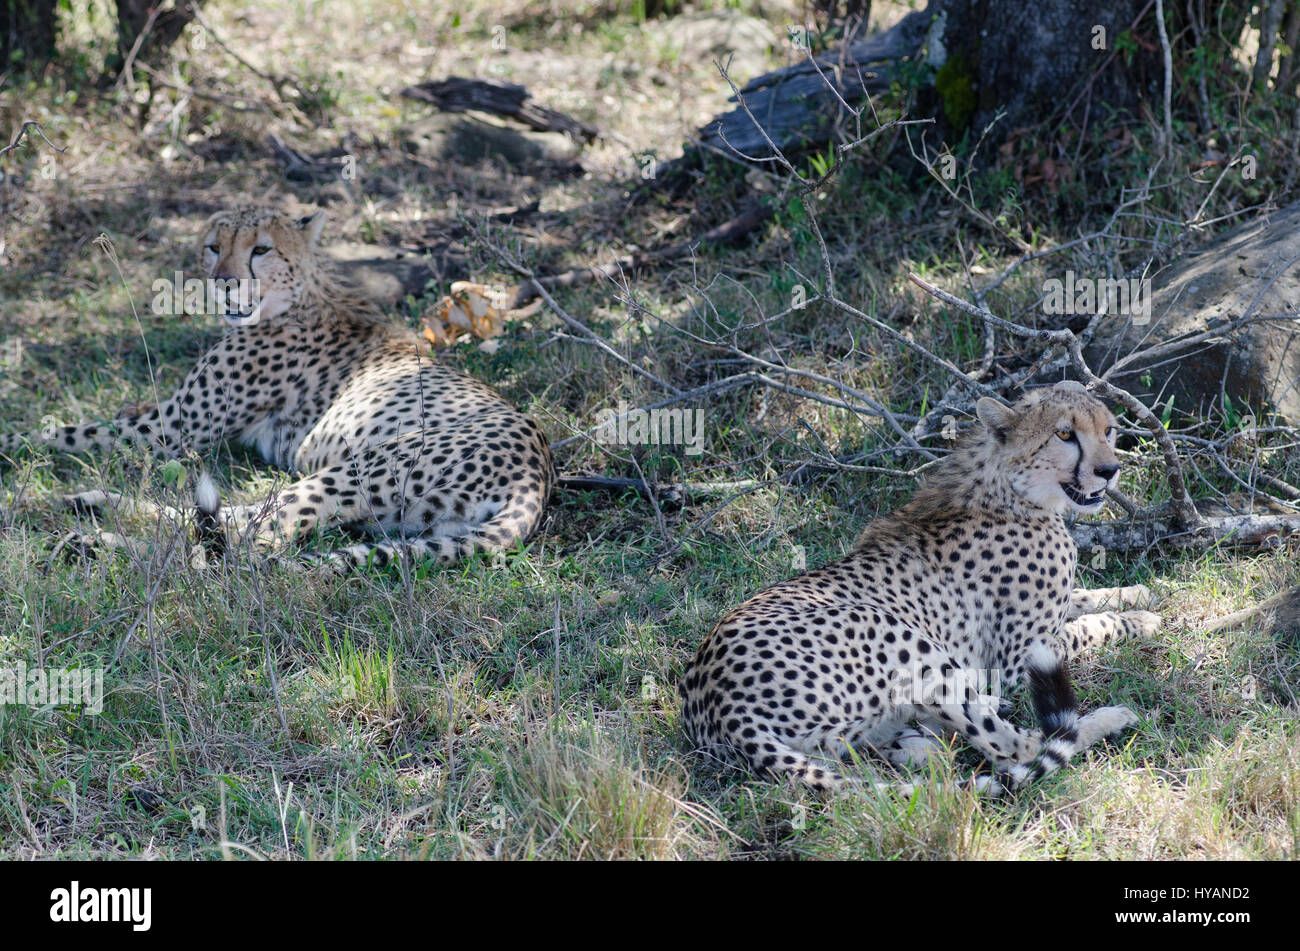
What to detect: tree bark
<box><xmin>691</xmin><ymin>0</ymin><xmax>1181</xmax><ymax>164</ymax></box>
<box><xmin>112</xmin><ymin>0</ymin><xmax>201</xmax><ymax>72</ymax></box>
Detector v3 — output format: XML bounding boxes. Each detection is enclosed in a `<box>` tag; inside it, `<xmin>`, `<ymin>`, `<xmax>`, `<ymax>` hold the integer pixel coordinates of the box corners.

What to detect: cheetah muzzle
<box><xmin>1061</xmin><ymin>481</ymin><xmax>1106</xmax><ymax>509</ymax></box>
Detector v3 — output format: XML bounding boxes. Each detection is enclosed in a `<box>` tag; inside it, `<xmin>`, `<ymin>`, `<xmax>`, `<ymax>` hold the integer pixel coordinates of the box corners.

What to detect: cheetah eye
<box><xmin>1055</xmin><ymin>429</ymin><xmax>1074</xmax><ymax>441</ymax></box>
<box><xmin>252</xmin><ymin>245</ymin><xmax>272</xmax><ymax>256</ymax></box>
<box><xmin>1105</xmin><ymin>426</ymin><xmax>1115</xmax><ymax>438</ymax></box>
<box><xmin>205</xmin><ymin>244</ymin><xmax>220</xmax><ymax>254</ymax></box>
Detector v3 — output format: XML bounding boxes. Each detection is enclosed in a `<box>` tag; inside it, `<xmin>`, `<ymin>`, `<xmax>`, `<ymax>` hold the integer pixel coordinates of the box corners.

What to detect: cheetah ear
<box><xmin>1054</xmin><ymin>380</ymin><xmax>1088</xmax><ymax>394</ymax></box>
<box><xmin>198</xmin><ymin>212</ymin><xmax>224</xmax><ymax>245</ymax></box>
<box><xmin>296</xmin><ymin>211</ymin><xmax>326</xmax><ymax>245</ymax></box>
<box><xmin>976</xmin><ymin>396</ymin><xmax>1019</xmax><ymax>441</ymax></box>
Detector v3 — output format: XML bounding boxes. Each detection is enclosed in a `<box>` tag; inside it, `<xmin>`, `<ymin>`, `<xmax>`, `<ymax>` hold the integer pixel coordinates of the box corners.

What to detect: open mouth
<box><xmin>222</xmin><ymin>299</ymin><xmax>267</xmax><ymax>326</ymax></box>
<box><xmin>1061</xmin><ymin>482</ymin><xmax>1106</xmax><ymax>507</ymax></box>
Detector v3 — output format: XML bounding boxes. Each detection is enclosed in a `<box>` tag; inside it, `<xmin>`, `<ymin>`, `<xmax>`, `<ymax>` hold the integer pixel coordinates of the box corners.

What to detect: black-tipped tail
<box><xmin>194</xmin><ymin>472</ymin><xmax>225</xmax><ymax>558</ymax></box>
<box><xmin>983</xmin><ymin>644</ymin><xmax>1081</xmax><ymax>795</ymax></box>
<box><xmin>1026</xmin><ymin>642</ymin><xmax>1079</xmax><ymax>743</ymax></box>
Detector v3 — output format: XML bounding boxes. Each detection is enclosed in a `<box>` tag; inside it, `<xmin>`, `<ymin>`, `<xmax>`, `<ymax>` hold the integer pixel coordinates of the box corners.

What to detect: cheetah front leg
<box><xmin>1068</xmin><ymin>584</ymin><xmax>1156</xmax><ymax>618</ymax></box>
<box><xmin>1058</xmin><ymin>610</ymin><xmax>1161</xmax><ymax>661</ymax></box>
<box><xmin>906</xmin><ymin>651</ymin><xmax>1046</xmax><ymax>770</ymax></box>
<box><xmin>918</xmin><ymin>699</ymin><xmax>1046</xmax><ymax>770</ymax></box>
<box><xmin>1</xmin><ymin>345</ymin><xmax>268</xmax><ymax>463</ymax></box>
<box><xmin>872</xmin><ymin>724</ymin><xmax>954</xmax><ymax>771</ymax></box>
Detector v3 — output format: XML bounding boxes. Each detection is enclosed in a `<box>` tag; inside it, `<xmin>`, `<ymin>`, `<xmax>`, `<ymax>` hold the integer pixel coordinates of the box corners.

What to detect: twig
<box><xmin>480</xmin><ymin>236</ymin><xmax>680</xmax><ymax>396</ymax></box>
<box><xmin>1155</xmin><ymin>0</ymin><xmax>1173</xmax><ymax>155</ymax></box>
<box><xmin>113</xmin><ymin>4</ymin><xmax>162</xmax><ymax>94</ymax></box>
<box><xmin>134</xmin><ymin>62</ymin><xmax>271</xmax><ymax>113</ymax></box>
<box><xmin>0</xmin><ymin>121</ymin><xmax>67</xmax><ymax>160</ymax></box>
<box><xmin>908</xmin><ymin>272</ymin><xmax>1205</xmax><ymax>530</ymax></box>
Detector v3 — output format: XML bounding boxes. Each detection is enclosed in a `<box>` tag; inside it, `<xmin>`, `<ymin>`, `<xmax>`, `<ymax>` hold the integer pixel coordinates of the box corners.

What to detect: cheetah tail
<box><xmin>194</xmin><ymin>472</ymin><xmax>226</xmax><ymax>558</ymax></box>
<box><xmin>979</xmin><ymin>644</ymin><xmax>1080</xmax><ymax>795</ymax></box>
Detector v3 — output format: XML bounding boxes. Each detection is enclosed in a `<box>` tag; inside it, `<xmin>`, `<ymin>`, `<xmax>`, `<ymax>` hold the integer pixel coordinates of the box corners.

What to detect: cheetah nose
<box><xmin>1094</xmin><ymin>463</ymin><xmax>1120</xmax><ymax>480</ymax></box>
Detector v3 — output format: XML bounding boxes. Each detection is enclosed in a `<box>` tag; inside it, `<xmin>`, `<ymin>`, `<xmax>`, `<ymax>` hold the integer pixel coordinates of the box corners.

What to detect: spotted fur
<box><xmin>1</xmin><ymin>206</ymin><xmax>554</xmax><ymax>571</ymax></box>
<box><xmin>678</xmin><ymin>381</ymin><xmax>1160</xmax><ymax>793</ymax></box>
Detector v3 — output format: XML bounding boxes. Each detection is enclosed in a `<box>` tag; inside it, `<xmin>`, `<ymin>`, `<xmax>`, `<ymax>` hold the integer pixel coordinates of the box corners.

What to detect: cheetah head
<box><xmin>199</xmin><ymin>207</ymin><xmax>325</xmax><ymax>327</ymax></box>
<box><xmin>975</xmin><ymin>381</ymin><xmax>1121</xmax><ymax>515</ymax></box>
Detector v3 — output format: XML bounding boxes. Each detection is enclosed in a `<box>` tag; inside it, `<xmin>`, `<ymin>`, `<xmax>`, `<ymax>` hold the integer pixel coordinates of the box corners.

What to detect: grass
<box><xmin>1</xmin><ymin>0</ymin><xmax>1298</xmax><ymax>860</ymax></box>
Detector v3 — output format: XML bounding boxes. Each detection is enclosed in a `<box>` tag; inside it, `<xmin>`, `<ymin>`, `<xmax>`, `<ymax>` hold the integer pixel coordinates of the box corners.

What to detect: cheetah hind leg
<box><xmin>743</xmin><ymin>734</ymin><xmax>917</xmax><ymax>796</ymax></box>
<box><xmin>61</xmin><ymin>489</ymin><xmax>185</xmax><ymax>522</ymax></box>
<box><xmin>977</xmin><ymin>644</ymin><xmax>1137</xmax><ymax>796</ymax></box>
<box><xmin>54</xmin><ymin>491</ymin><xmax>189</xmax><ymax>565</ymax></box>
<box><xmin>192</xmin><ymin>469</ymin><xmax>545</xmax><ymax>573</ymax></box>
<box><xmin>49</xmin><ymin>529</ymin><xmax>151</xmax><ymax>564</ymax></box>
<box><xmin>871</xmin><ymin>725</ymin><xmax>950</xmax><ymax>771</ymax></box>
<box><xmin>309</xmin><ymin>507</ymin><xmax>542</xmax><ymax>574</ymax></box>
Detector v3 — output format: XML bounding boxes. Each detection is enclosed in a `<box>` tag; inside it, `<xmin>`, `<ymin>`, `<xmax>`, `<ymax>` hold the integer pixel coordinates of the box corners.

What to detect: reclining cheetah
<box><xmin>679</xmin><ymin>381</ymin><xmax>1160</xmax><ymax>793</ymax></box>
<box><xmin>0</xmin><ymin>206</ymin><xmax>554</xmax><ymax>571</ymax></box>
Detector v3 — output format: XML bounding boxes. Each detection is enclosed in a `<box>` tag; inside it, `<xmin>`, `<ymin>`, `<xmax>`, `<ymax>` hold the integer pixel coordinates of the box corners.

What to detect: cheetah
<box><xmin>679</xmin><ymin>381</ymin><xmax>1160</xmax><ymax>793</ymax></box>
<box><xmin>0</xmin><ymin>206</ymin><xmax>554</xmax><ymax>571</ymax></box>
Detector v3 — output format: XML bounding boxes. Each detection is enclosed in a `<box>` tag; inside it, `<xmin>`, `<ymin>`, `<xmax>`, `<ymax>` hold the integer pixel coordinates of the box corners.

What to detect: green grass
<box><xmin>1</xmin><ymin>0</ymin><xmax>1297</xmax><ymax>859</ymax></box>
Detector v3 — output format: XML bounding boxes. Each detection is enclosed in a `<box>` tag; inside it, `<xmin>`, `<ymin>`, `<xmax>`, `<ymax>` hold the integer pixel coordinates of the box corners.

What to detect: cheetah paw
<box><xmin>1123</xmin><ymin>610</ymin><xmax>1162</xmax><ymax>638</ymax></box>
<box><xmin>1076</xmin><ymin>705</ymin><xmax>1140</xmax><ymax>749</ymax></box>
<box><xmin>1128</xmin><ymin>584</ymin><xmax>1158</xmax><ymax>611</ymax></box>
<box><xmin>49</xmin><ymin>529</ymin><xmax>107</xmax><ymax>562</ymax></box>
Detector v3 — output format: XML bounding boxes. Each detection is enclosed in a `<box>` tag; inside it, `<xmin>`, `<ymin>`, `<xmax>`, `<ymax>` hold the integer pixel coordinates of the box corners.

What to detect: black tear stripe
<box><xmin>1070</xmin><ymin>417</ymin><xmax>1083</xmax><ymax>486</ymax></box>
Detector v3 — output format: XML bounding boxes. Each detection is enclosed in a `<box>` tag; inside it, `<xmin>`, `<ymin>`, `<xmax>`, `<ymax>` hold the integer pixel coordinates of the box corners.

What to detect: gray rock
<box><xmin>647</xmin><ymin>11</ymin><xmax>776</xmax><ymax>84</ymax></box>
<box><xmin>1088</xmin><ymin>201</ymin><xmax>1300</xmax><ymax>423</ymax></box>
<box><xmin>400</xmin><ymin>114</ymin><xmax>579</xmax><ymax>168</ymax></box>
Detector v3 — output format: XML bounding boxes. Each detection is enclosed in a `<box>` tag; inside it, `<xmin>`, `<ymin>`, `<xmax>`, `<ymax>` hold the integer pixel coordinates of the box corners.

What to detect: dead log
<box><xmin>687</xmin><ymin>8</ymin><xmax>930</xmax><ymax>162</ymax></box>
<box><xmin>1198</xmin><ymin>586</ymin><xmax>1300</xmax><ymax>633</ymax></box>
<box><xmin>1070</xmin><ymin>512</ymin><xmax>1300</xmax><ymax>552</ymax></box>
<box><xmin>682</xmin><ymin>0</ymin><xmax>1164</xmax><ymax>171</ymax></box>
<box><xmin>401</xmin><ymin>78</ymin><xmax>602</xmax><ymax>143</ymax></box>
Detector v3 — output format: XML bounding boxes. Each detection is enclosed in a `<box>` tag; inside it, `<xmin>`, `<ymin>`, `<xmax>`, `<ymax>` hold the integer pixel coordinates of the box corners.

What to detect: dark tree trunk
<box><xmin>2</xmin><ymin>0</ymin><xmax>57</xmax><ymax>71</ymax></box>
<box><xmin>112</xmin><ymin>0</ymin><xmax>200</xmax><ymax>70</ymax></box>
<box><xmin>689</xmin><ymin>0</ymin><xmax>1263</xmax><ymax>166</ymax></box>
<box><xmin>926</xmin><ymin>0</ymin><xmax>1155</xmax><ymax>138</ymax></box>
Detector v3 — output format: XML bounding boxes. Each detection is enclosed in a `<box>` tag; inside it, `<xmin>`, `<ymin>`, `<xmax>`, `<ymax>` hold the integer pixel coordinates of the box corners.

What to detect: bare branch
<box><xmin>908</xmin><ymin>272</ymin><xmax>1205</xmax><ymax>530</ymax></box>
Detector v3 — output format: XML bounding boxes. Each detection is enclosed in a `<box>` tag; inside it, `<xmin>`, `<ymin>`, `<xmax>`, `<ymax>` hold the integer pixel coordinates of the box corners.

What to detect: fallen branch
<box><xmin>1198</xmin><ymin>585</ymin><xmax>1300</xmax><ymax>632</ymax></box>
<box><xmin>402</xmin><ymin>77</ymin><xmax>603</xmax><ymax>143</ymax></box>
<box><xmin>556</xmin><ymin>473</ymin><xmax>764</xmax><ymax>503</ymax></box>
<box><xmin>685</xmin><ymin>8</ymin><xmax>931</xmax><ymax>162</ymax></box>
<box><xmin>266</xmin><ymin>133</ymin><xmax>352</xmax><ymax>183</ymax></box>
<box><xmin>1069</xmin><ymin>512</ymin><xmax>1300</xmax><ymax>552</ymax></box>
